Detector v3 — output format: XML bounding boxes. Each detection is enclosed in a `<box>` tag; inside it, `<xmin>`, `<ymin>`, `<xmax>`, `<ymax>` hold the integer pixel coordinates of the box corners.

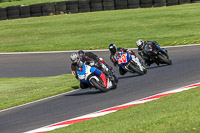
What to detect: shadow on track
<box><xmin>118</xmin><ymin>74</ymin><xmax>141</xmax><ymax>79</ymax></box>
<box><xmin>145</xmin><ymin>64</ymin><xmax>169</xmax><ymax>70</ymax></box>
<box><xmin>66</xmin><ymin>90</ymin><xmax>101</xmax><ymax>96</ymax></box>
<box><xmin>115</xmin><ymin>64</ymin><xmax>170</xmax><ymax>80</ymax></box>
<box><xmin>67</xmin><ymin>64</ymin><xmax>170</xmax><ymax>96</ymax></box>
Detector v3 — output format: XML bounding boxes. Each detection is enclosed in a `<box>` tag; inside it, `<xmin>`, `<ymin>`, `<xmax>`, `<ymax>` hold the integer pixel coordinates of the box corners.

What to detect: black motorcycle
<box><xmin>144</xmin><ymin>43</ymin><xmax>172</xmax><ymax>65</ymax></box>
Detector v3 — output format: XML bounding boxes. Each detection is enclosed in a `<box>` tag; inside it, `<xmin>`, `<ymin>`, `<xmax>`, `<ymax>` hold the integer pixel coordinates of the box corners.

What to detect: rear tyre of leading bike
<box><xmin>111</xmin><ymin>81</ymin><xmax>117</xmax><ymax>89</ymax></box>
<box><xmin>112</xmin><ymin>74</ymin><xmax>118</xmax><ymax>83</ymax></box>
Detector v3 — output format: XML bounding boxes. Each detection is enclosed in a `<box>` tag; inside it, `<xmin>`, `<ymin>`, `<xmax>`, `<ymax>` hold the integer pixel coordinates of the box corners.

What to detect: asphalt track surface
<box><xmin>0</xmin><ymin>45</ymin><xmax>200</xmax><ymax>133</ymax></box>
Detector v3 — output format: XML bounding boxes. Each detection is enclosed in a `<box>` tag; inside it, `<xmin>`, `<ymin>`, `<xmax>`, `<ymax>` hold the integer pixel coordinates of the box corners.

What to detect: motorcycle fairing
<box><xmin>90</xmin><ymin>67</ymin><xmax>107</xmax><ymax>87</ymax></box>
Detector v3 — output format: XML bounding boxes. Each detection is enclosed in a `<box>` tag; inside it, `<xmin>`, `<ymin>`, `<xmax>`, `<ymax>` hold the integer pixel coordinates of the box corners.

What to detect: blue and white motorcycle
<box><xmin>77</xmin><ymin>63</ymin><xmax>117</xmax><ymax>92</ymax></box>
<box><xmin>116</xmin><ymin>51</ymin><xmax>147</xmax><ymax>75</ymax></box>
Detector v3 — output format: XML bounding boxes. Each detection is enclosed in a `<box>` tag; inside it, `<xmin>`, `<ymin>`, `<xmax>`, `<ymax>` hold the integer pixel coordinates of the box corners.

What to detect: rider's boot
<box><xmin>80</xmin><ymin>81</ymin><xmax>89</xmax><ymax>89</ymax></box>
<box><xmin>145</xmin><ymin>60</ymin><xmax>151</xmax><ymax>67</ymax></box>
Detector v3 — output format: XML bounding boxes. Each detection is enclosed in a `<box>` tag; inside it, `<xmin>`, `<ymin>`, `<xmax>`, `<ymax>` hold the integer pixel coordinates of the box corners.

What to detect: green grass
<box><xmin>0</xmin><ymin>3</ymin><xmax>200</xmax><ymax>52</ymax></box>
<box><xmin>49</xmin><ymin>86</ymin><xmax>200</xmax><ymax>133</ymax></box>
<box><xmin>0</xmin><ymin>74</ymin><xmax>79</xmax><ymax>110</ymax></box>
<box><xmin>0</xmin><ymin>0</ymin><xmax>69</xmax><ymax>8</ymax></box>
<box><xmin>0</xmin><ymin>3</ymin><xmax>199</xmax><ymax>132</ymax></box>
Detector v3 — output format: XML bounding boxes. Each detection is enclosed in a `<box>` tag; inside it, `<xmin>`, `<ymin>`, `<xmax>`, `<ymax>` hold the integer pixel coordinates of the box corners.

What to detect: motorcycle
<box><xmin>144</xmin><ymin>43</ymin><xmax>172</xmax><ymax>65</ymax></box>
<box><xmin>116</xmin><ymin>51</ymin><xmax>147</xmax><ymax>75</ymax></box>
<box><xmin>77</xmin><ymin>62</ymin><xmax>117</xmax><ymax>92</ymax></box>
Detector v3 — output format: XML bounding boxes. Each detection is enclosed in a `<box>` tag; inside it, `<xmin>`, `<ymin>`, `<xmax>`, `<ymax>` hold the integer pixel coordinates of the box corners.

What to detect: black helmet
<box><xmin>108</xmin><ymin>43</ymin><xmax>117</xmax><ymax>54</ymax></box>
<box><xmin>78</xmin><ymin>50</ymin><xmax>85</xmax><ymax>57</ymax></box>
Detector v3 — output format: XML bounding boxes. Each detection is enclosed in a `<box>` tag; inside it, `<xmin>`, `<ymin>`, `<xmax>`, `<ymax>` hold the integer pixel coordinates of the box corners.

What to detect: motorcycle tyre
<box><xmin>157</xmin><ymin>54</ymin><xmax>172</xmax><ymax>65</ymax></box>
<box><xmin>90</xmin><ymin>78</ymin><xmax>109</xmax><ymax>92</ymax></box>
<box><xmin>110</xmin><ymin>74</ymin><xmax>118</xmax><ymax>89</ymax></box>
<box><xmin>143</xmin><ymin>68</ymin><xmax>147</xmax><ymax>74</ymax></box>
<box><xmin>129</xmin><ymin>62</ymin><xmax>145</xmax><ymax>75</ymax></box>
<box><xmin>113</xmin><ymin>74</ymin><xmax>118</xmax><ymax>83</ymax></box>
<box><xmin>111</xmin><ymin>81</ymin><xmax>117</xmax><ymax>89</ymax></box>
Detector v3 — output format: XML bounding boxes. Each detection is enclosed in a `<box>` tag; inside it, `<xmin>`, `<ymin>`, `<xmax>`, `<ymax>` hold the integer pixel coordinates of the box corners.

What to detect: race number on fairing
<box><xmin>118</xmin><ymin>54</ymin><xmax>127</xmax><ymax>64</ymax></box>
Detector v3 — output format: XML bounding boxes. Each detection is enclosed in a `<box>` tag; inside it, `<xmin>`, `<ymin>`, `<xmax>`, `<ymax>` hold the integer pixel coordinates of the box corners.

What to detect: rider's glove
<box><xmin>99</xmin><ymin>57</ymin><xmax>103</xmax><ymax>61</ymax></box>
<box><xmin>89</xmin><ymin>61</ymin><xmax>95</xmax><ymax>66</ymax></box>
<box><xmin>95</xmin><ymin>62</ymin><xmax>101</xmax><ymax>68</ymax></box>
<box><xmin>85</xmin><ymin>61</ymin><xmax>94</xmax><ymax>66</ymax></box>
<box><xmin>124</xmin><ymin>49</ymin><xmax>128</xmax><ymax>53</ymax></box>
<box><xmin>130</xmin><ymin>51</ymin><xmax>135</xmax><ymax>55</ymax></box>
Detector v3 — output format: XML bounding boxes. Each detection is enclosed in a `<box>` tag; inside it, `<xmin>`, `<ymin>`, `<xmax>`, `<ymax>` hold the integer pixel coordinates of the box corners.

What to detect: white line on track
<box><xmin>0</xmin><ymin>44</ymin><xmax>199</xmax><ymax>55</ymax></box>
<box><xmin>0</xmin><ymin>89</ymin><xmax>81</xmax><ymax>113</ymax></box>
<box><xmin>25</xmin><ymin>82</ymin><xmax>200</xmax><ymax>133</ymax></box>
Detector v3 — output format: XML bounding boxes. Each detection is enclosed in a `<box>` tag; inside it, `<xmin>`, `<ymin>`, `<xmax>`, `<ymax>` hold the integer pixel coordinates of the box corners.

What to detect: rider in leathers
<box><xmin>136</xmin><ymin>40</ymin><xmax>163</xmax><ymax>66</ymax></box>
<box><xmin>108</xmin><ymin>43</ymin><xmax>136</xmax><ymax>75</ymax></box>
<box><xmin>71</xmin><ymin>52</ymin><xmax>95</xmax><ymax>89</ymax></box>
<box><xmin>78</xmin><ymin>50</ymin><xmax>113</xmax><ymax>77</ymax></box>
<box><xmin>71</xmin><ymin>51</ymin><xmax>115</xmax><ymax>89</ymax></box>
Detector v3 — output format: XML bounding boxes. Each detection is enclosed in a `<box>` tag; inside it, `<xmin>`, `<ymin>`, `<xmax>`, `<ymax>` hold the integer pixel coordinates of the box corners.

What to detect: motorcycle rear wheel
<box><xmin>113</xmin><ymin>74</ymin><xmax>118</xmax><ymax>83</ymax></box>
<box><xmin>111</xmin><ymin>81</ymin><xmax>117</xmax><ymax>89</ymax></box>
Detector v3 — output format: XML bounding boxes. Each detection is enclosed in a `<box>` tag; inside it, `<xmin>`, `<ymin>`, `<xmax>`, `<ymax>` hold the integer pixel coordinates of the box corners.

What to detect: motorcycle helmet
<box><xmin>108</xmin><ymin>43</ymin><xmax>117</xmax><ymax>54</ymax></box>
<box><xmin>78</xmin><ymin>50</ymin><xmax>85</xmax><ymax>57</ymax></box>
<box><xmin>70</xmin><ymin>52</ymin><xmax>79</xmax><ymax>62</ymax></box>
<box><xmin>136</xmin><ymin>40</ymin><xmax>144</xmax><ymax>48</ymax></box>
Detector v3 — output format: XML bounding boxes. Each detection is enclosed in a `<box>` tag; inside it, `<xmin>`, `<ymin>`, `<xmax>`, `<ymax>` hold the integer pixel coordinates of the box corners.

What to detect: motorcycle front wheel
<box><xmin>90</xmin><ymin>78</ymin><xmax>109</xmax><ymax>92</ymax></box>
<box><xmin>129</xmin><ymin>62</ymin><xmax>146</xmax><ymax>75</ymax></box>
<box><xmin>157</xmin><ymin>54</ymin><xmax>172</xmax><ymax>65</ymax></box>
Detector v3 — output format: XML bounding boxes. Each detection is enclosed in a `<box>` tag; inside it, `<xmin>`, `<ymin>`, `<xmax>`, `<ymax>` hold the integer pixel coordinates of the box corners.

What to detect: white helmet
<box><xmin>70</xmin><ymin>52</ymin><xmax>79</xmax><ymax>62</ymax></box>
<box><xmin>136</xmin><ymin>40</ymin><xmax>144</xmax><ymax>48</ymax></box>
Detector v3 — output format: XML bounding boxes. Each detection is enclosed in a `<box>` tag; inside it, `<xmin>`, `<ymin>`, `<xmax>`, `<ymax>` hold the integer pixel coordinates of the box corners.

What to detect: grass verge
<box><xmin>0</xmin><ymin>3</ymin><xmax>200</xmax><ymax>52</ymax></box>
<box><xmin>49</xmin><ymin>86</ymin><xmax>200</xmax><ymax>133</ymax></box>
<box><xmin>0</xmin><ymin>74</ymin><xmax>79</xmax><ymax>110</ymax></box>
